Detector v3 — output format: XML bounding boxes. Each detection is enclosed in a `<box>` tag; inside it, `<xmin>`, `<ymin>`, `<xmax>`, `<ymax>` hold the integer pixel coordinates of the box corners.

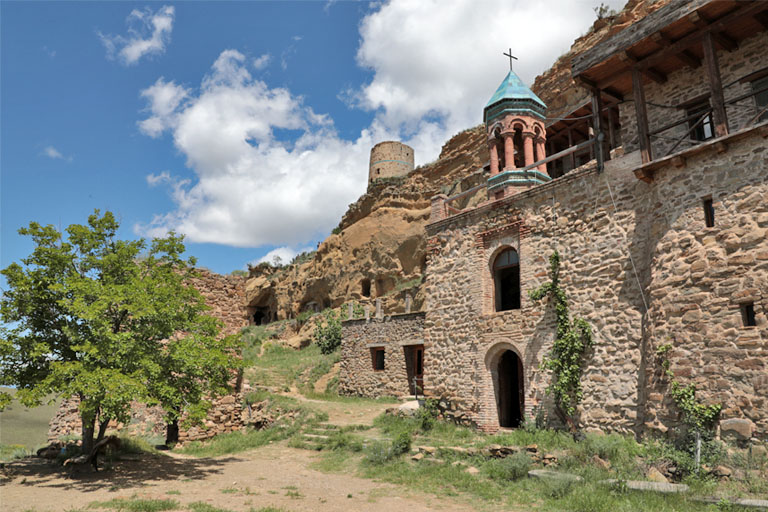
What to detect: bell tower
<box><xmin>484</xmin><ymin>53</ymin><xmax>550</xmax><ymax>200</ymax></box>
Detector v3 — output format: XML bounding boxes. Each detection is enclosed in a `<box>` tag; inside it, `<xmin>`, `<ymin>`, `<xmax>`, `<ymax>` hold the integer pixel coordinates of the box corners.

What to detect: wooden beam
<box><xmin>571</xmin><ymin>0</ymin><xmax>709</xmax><ymax>77</ymax></box>
<box><xmin>578</xmin><ymin>75</ymin><xmax>625</xmax><ymax>102</ymax></box>
<box><xmin>702</xmin><ymin>32</ymin><xmax>728</xmax><ymax>138</ymax></box>
<box><xmin>688</xmin><ymin>11</ymin><xmax>738</xmax><ymax>51</ymax></box>
<box><xmin>634</xmin><ymin>2</ymin><xmax>767</xmax><ymax>71</ymax></box>
<box><xmin>632</xmin><ymin>67</ymin><xmax>652</xmax><ymax>163</ymax></box>
<box><xmin>651</xmin><ymin>32</ymin><xmax>701</xmax><ymax>68</ymax></box>
<box><xmin>620</xmin><ymin>51</ymin><xmax>667</xmax><ymax>83</ymax></box>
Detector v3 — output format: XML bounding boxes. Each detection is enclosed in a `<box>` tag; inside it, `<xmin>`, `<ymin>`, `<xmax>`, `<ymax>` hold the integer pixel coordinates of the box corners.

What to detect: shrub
<box><xmin>393</xmin><ymin>431</ymin><xmax>412</xmax><ymax>455</ymax></box>
<box><xmin>483</xmin><ymin>451</ymin><xmax>531</xmax><ymax>481</ymax></box>
<box><xmin>416</xmin><ymin>398</ymin><xmax>439</xmax><ymax>432</ymax></box>
<box><xmin>364</xmin><ymin>440</ymin><xmax>397</xmax><ymax>465</ymax></box>
<box><xmin>313</xmin><ymin>310</ymin><xmax>342</xmax><ymax>355</ymax></box>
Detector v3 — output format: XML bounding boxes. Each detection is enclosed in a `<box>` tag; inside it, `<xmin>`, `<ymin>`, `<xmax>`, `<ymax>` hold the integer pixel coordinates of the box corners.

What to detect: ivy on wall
<box><xmin>529</xmin><ymin>250</ymin><xmax>594</xmax><ymax>426</ymax></box>
<box><xmin>655</xmin><ymin>344</ymin><xmax>721</xmax><ymax>432</ymax></box>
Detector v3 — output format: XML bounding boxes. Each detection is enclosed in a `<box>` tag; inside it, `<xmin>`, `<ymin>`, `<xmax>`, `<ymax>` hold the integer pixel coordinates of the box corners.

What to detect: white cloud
<box><xmin>353</xmin><ymin>0</ymin><xmax>626</xmax><ymax>162</ymax></box>
<box><xmin>135</xmin><ymin>49</ymin><xmax>373</xmax><ymax>247</ymax></box>
<box><xmin>252</xmin><ymin>54</ymin><xmax>272</xmax><ymax>70</ymax></box>
<box><xmin>137</xmin><ymin>0</ymin><xmax>626</xmax><ymax>249</ymax></box>
<box><xmin>43</xmin><ymin>146</ymin><xmax>72</xmax><ymax>162</ymax></box>
<box><xmin>254</xmin><ymin>246</ymin><xmax>315</xmax><ymax>266</ymax></box>
<box><xmin>138</xmin><ymin>78</ymin><xmax>189</xmax><ymax>137</ymax></box>
<box><xmin>99</xmin><ymin>5</ymin><xmax>175</xmax><ymax>66</ymax></box>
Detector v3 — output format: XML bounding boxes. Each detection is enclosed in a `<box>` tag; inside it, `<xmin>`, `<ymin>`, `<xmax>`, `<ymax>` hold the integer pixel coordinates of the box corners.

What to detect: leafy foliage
<box><xmin>289</xmin><ymin>251</ymin><xmax>316</xmax><ymax>266</ymax></box>
<box><xmin>669</xmin><ymin>382</ymin><xmax>721</xmax><ymax>433</ymax></box>
<box><xmin>529</xmin><ymin>251</ymin><xmax>593</xmax><ymax>423</ymax></box>
<box><xmin>0</xmin><ymin>210</ymin><xmax>241</xmax><ymax>452</ymax></box>
<box><xmin>656</xmin><ymin>343</ymin><xmax>721</xmax><ymax>433</ymax></box>
<box><xmin>313</xmin><ymin>309</ymin><xmax>342</xmax><ymax>354</ymax></box>
<box><xmin>483</xmin><ymin>451</ymin><xmax>531</xmax><ymax>481</ymax></box>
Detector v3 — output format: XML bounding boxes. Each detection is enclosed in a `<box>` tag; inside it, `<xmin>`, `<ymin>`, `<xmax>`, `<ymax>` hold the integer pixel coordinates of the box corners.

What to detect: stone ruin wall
<box><xmin>423</xmin><ymin>125</ymin><xmax>767</xmax><ymax>437</ymax></box>
<box><xmin>618</xmin><ymin>31</ymin><xmax>767</xmax><ymax>159</ymax></box>
<box><xmin>339</xmin><ymin>313</ymin><xmax>425</xmax><ymax>398</ymax></box>
<box><xmin>48</xmin><ymin>269</ymin><xmax>250</xmax><ymax>444</ymax></box>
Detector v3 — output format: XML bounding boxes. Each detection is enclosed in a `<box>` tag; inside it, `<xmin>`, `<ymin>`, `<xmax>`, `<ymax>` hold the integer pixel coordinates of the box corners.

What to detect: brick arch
<box><xmin>484</xmin><ymin>341</ymin><xmax>523</xmax><ymax>371</ymax></box>
<box><xmin>484</xmin><ymin>341</ymin><xmax>526</xmax><ymax>428</ymax></box>
<box><xmin>487</xmin><ymin>244</ymin><xmax>517</xmax><ymax>272</ymax></box>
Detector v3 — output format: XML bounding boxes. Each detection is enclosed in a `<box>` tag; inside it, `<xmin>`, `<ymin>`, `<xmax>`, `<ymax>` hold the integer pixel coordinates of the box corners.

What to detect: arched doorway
<box><xmin>496</xmin><ymin>350</ymin><xmax>524</xmax><ymax>428</ymax></box>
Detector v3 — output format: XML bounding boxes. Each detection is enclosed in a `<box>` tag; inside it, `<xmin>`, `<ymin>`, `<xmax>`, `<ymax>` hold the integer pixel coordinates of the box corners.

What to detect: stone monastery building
<box><xmin>339</xmin><ymin>0</ymin><xmax>768</xmax><ymax>437</ymax></box>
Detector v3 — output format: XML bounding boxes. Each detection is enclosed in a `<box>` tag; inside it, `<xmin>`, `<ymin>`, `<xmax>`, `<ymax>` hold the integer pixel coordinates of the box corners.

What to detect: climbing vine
<box><xmin>655</xmin><ymin>344</ymin><xmax>721</xmax><ymax>432</ymax></box>
<box><xmin>529</xmin><ymin>251</ymin><xmax>594</xmax><ymax>424</ymax></box>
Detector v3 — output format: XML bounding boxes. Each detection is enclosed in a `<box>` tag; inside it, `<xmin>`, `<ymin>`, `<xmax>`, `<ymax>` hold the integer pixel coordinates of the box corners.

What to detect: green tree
<box><xmin>313</xmin><ymin>309</ymin><xmax>342</xmax><ymax>354</ymax></box>
<box><xmin>0</xmin><ymin>210</ymin><xmax>241</xmax><ymax>453</ymax></box>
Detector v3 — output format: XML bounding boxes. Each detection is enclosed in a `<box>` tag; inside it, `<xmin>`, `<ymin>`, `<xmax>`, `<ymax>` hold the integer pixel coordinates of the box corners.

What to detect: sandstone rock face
<box><xmin>243</xmin><ymin>126</ymin><xmax>489</xmax><ymax>322</ymax></box>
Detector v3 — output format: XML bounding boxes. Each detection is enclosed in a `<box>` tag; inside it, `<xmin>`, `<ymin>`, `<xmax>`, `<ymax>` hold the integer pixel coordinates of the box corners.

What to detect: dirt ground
<box><xmin>1</xmin><ymin>398</ymin><xmax>476</xmax><ymax>512</ymax></box>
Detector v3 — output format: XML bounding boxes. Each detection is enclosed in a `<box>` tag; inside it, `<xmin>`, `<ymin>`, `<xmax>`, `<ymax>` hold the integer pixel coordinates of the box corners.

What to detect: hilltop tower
<box><xmin>368</xmin><ymin>141</ymin><xmax>414</xmax><ymax>183</ymax></box>
<box><xmin>484</xmin><ymin>69</ymin><xmax>550</xmax><ymax>199</ymax></box>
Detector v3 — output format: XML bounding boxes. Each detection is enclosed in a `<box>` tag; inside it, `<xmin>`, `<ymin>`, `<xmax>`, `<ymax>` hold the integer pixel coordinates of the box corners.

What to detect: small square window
<box><xmin>741</xmin><ymin>303</ymin><xmax>757</xmax><ymax>327</ymax></box>
<box><xmin>372</xmin><ymin>348</ymin><xmax>385</xmax><ymax>370</ymax></box>
<box><xmin>702</xmin><ymin>197</ymin><xmax>715</xmax><ymax>227</ymax></box>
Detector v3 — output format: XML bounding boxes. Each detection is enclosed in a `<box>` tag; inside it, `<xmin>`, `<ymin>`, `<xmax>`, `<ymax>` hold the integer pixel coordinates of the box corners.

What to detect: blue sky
<box><xmin>1</xmin><ymin>0</ymin><xmax>624</xmax><ymax>276</ymax></box>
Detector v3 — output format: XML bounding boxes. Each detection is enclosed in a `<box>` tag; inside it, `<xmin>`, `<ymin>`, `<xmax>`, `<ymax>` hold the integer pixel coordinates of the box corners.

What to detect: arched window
<box><xmin>494</xmin><ymin>248</ymin><xmax>520</xmax><ymax>311</ymax></box>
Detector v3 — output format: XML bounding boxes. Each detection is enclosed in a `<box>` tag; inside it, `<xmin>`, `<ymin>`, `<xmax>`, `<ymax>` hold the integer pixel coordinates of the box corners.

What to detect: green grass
<box><xmin>246</xmin><ymin>343</ymin><xmax>338</xmax><ymax>391</ymax></box>
<box><xmin>89</xmin><ymin>498</ymin><xmax>179</xmax><ymax>512</ymax></box>
<box><xmin>0</xmin><ymin>386</ymin><xmax>60</xmax><ymax>448</ymax></box>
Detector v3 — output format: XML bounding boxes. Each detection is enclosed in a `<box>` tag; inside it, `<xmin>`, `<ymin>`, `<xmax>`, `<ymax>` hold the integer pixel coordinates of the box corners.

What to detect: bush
<box><xmin>313</xmin><ymin>310</ymin><xmax>342</xmax><ymax>354</ymax></box>
<box><xmin>393</xmin><ymin>431</ymin><xmax>412</xmax><ymax>455</ymax></box>
<box><xmin>483</xmin><ymin>451</ymin><xmax>531</xmax><ymax>481</ymax></box>
<box><xmin>416</xmin><ymin>399</ymin><xmax>439</xmax><ymax>432</ymax></box>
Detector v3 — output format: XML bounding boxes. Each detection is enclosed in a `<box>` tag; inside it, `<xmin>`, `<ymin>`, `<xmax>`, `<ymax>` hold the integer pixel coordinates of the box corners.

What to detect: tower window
<box><xmin>741</xmin><ymin>303</ymin><xmax>757</xmax><ymax>327</ymax></box>
<box><xmin>372</xmin><ymin>348</ymin><xmax>385</xmax><ymax>370</ymax></box>
<box><xmin>702</xmin><ymin>197</ymin><xmax>715</xmax><ymax>227</ymax></box>
<box><xmin>493</xmin><ymin>248</ymin><xmax>521</xmax><ymax>312</ymax></box>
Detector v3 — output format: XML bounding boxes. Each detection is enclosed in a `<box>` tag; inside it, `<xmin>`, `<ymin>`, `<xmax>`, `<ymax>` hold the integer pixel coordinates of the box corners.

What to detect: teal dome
<box><xmin>484</xmin><ymin>70</ymin><xmax>547</xmax><ymax>124</ymax></box>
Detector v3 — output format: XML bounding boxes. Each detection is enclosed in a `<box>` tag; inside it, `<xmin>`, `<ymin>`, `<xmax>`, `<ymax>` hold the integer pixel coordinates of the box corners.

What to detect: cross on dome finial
<box><xmin>503</xmin><ymin>48</ymin><xmax>517</xmax><ymax>70</ymax></box>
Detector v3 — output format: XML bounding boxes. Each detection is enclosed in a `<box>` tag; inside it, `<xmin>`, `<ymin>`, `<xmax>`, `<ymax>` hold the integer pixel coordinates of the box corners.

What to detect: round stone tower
<box><xmin>368</xmin><ymin>141</ymin><xmax>414</xmax><ymax>183</ymax></box>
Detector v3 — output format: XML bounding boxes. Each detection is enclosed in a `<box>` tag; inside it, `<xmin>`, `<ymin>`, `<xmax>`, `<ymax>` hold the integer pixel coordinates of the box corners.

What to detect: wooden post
<box><xmin>591</xmin><ymin>89</ymin><xmax>610</xmax><ymax>167</ymax></box>
<box><xmin>608</xmin><ymin>106</ymin><xmax>616</xmax><ymax>151</ymax></box>
<box><xmin>632</xmin><ymin>67</ymin><xmax>652</xmax><ymax>163</ymax></box>
<box><xmin>567</xmin><ymin>128</ymin><xmax>575</xmax><ymax>170</ymax></box>
<box><xmin>702</xmin><ymin>32</ymin><xmax>729</xmax><ymax>138</ymax></box>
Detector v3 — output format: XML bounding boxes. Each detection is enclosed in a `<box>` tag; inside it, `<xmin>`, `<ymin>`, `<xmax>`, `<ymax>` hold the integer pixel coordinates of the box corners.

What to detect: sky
<box><xmin>1</xmin><ymin>0</ymin><xmax>626</xmax><ymax>276</ymax></box>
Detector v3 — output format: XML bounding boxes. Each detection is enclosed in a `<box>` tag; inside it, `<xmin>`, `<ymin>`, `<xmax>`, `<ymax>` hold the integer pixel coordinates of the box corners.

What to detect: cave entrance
<box><xmin>495</xmin><ymin>350</ymin><xmax>524</xmax><ymax>428</ymax></box>
<box><xmin>250</xmin><ymin>306</ymin><xmax>272</xmax><ymax>325</ymax></box>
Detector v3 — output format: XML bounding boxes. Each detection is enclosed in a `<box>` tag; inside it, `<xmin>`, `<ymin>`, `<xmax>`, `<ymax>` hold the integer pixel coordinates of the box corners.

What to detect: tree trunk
<box><xmin>81</xmin><ymin>415</ymin><xmax>96</xmax><ymax>455</ymax></box>
<box><xmin>96</xmin><ymin>418</ymin><xmax>110</xmax><ymax>443</ymax></box>
<box><xmin>165</xmin><ymin>419</ymin><xmax>179</xmax><ymax>446</ymax></box>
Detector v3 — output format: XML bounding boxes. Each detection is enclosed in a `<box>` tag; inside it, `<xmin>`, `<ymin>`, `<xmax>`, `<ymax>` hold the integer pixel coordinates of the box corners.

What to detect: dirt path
<box><xmin>1</xmin><ymin>442</ymin><xmax>474</xmax><ymax>512</ymax></box>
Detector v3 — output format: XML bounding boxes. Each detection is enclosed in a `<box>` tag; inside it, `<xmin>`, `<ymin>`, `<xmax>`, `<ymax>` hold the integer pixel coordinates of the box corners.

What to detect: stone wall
<box><xmin>47</xmin><ymin>393</ymin><xmax>245</xmax><ymax>444</ymax></box>
<box><xmin>619</xmin><ymin>31</ymin><xmax>767</xmax><ymax>160</ymax></box>
<box><xmin>422</xmin><ymin>125</ymin><xmax>767</xmax><ymax>436</ymax></box>
<box><xmin>339</xmin><ymin>313</ymin><xmax>425</xmax><ymax>398</ymax></box>
<box><xmin>189</xmin><ymin>268</ymin><xmax>248</xmax><ymax>336</ymax></box>
<box><xmin>48</xmin><ymin>269</ymin><xmax>249</xmax><ymax>444</ymax></box>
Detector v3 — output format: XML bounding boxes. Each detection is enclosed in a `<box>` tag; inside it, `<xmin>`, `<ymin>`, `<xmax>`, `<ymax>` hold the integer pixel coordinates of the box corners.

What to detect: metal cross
<box><xmin>503</xmin><ymin>48</ymin><xmax>518</xmax><ymax>70</ymax></box>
